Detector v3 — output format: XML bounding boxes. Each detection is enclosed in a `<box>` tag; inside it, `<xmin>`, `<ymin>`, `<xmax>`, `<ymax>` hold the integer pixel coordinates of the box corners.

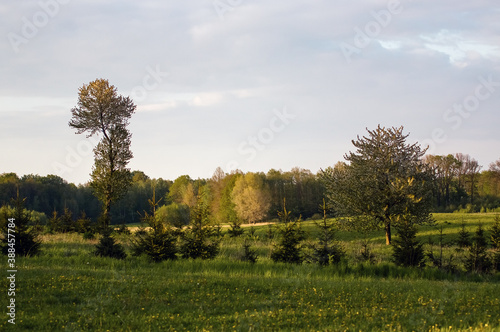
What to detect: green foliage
<box><xmin>179</xmin><ymin>193</ymin><xmax>220</xmax><ymax>260</ymax></box>
<box><xmin>75</xmin><ymin>211</ymin><xmax>94</xmax><ymax>234</ymax></box>
<box><xmin>0</xmin><ymin>194</ymin><xmax>42</xmax><ymax>257</ymax></box>
<box><xmin>217</xmin><ymin>173</ymin><xmax>240</xmax><ymax>224</ymax></box>
<box><xmin>48</xmin><ymin>208</ymin><xmax>77</xmax><ymax>233</ymax></box>
<box><xmin>69</xmin><ymin>79</ymin><xmax>136</xmax><ymax>225</ymax></box>
<box><xmin>492</xmin><ymin>250</ymin><xmax>500</xmax><ymax>272</ymax></box>
<box><xmin>132</xmin><ymin>229</ymin><xmax>178</xmax><ymax>262</ymax></box>
<box><xmin>132</xmin><ymin>188</ymin><xmax>179</xmax><ymax>262</ymax></box>
<box><xmin>180</xmin><ymin>229</ymin><xmax>219</xmax><ymax>260</ymax></box>
<box><xmin>356</xmin><ymin>240</ymin><xmax>376</xmax><ymax>264</ymax></box>
<box><xmin>391</xmin><ymin>217</ymin><xmax>425</xmax><ymax>267</ymax></box>
<box><xmin>490</xmin><ymin>214</ymin><xmax>500</xmax><ymax>249</ymax></box>
<box><xmin>456</xmin><ymin>220</ymin><xmax>471</xmax><ymax>248</ymax></box>
<box><xmin>4</xmin><ymin>213</ymin><xmax>500</xmax><ymax>331</ymax></box>
<box><xmin>115</xmin><ymin>223</ymin><xmax>131</xmax><ymax>235</ymax></box>
<box><xmin>232</xmin><ymin>172</ymin><xmax>271</xmax><ymax>224</ymax></box>
<box><xmin>94</xmin><ymin>227</ymin><xmax>127</xmax><ymax>259</ymax></box>
<box><xmin>6</xmin><ymin>234</ymin><xmax>500</xmax><ymax>332</ymax></box>
<box><xmin>240</xmin><ymin>239</ymin><xmax>258</xmax><ymax>263</ymax></box>
<box><xmin>322</xmin><ymin>125</ymin><xmax>434</xmax><ymax>245</ymax></box>
<box><xmin>227</xmin><ymin>219</ymin><xmax>245</xmax><ymax>237</ymax></box>
<box><xmin>311</xmin><ymin>200</ymin><xmax>345</xmax><ymax>266</ymax></box>
<box><xmin>82</xmin><ymin>231</ymin><xmax>95</xmax><ymax>240</ymax></box>
<box><xmin>472</xmin><ymin>223</ymin><xmax>488</xmax><ymax>249</ymax></box>
<box><xmin>464</xmin><ymin>224</ymin><xmax>491</xmax><ymax>273</ymax></box>
<box><xmin>426</xmin><ymin>226</ymin><xmax>458</xmax><ymax>273</ymax></box>
<box><xmin>156</xmin><ymin>202</ymin><xmax>190</xmax><ymax>228</ymax></box>
<box><xmin>271</xmin><ymin>200</ymin><xmax>306</xmax><ymax>264</ymax></box>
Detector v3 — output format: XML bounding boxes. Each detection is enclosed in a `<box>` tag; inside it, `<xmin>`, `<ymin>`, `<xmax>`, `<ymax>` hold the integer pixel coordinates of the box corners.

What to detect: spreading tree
<box><xmin>322</xmin><ymin>125</ymin><xmax>434</xmax><ymax>245</ymax></box>
<box><xmin>69</xmin><ymin>79</ymin><xmax>135</xmax><ymax>226</ymax></box>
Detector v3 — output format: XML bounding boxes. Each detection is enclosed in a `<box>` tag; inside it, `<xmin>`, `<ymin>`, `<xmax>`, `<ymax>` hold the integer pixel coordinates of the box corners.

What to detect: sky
<box><xmin>1</xmin><ymin>0</ymin><xmax>499</xmax><ymax>185</ymax></box>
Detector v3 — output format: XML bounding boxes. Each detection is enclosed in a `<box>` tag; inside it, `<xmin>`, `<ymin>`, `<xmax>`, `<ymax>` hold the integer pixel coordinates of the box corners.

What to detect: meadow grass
<box><xmin>1</xmin><ymin>213</ymin><xmax>499</xmax><ymax>331</ymax></box>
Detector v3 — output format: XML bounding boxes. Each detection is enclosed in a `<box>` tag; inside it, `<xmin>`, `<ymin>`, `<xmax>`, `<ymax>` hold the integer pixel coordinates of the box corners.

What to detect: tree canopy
<box><xmin>69</xmin><ymin>79</ymin><xmax>136</xmax><ymax>226</ymax></box>
<box><xmin>322</xmin><ymin>125</ymin><xmax>434</xmax><ymax>244</ymax></box>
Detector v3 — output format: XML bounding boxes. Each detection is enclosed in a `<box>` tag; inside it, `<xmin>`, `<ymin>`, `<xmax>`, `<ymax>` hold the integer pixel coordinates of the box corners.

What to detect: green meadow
<box><xmin>2</xmin><ymin>213</ymin><xmax>500</xmax><ymax>331</ymax></box>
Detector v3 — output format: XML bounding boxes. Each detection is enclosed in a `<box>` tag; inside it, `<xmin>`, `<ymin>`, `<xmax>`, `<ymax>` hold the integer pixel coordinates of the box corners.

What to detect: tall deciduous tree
<box><xmin>322</xmin><ymin>125</ymin><xmax>433</xmax><ymax>245</ymax></box>
<box><xmin>232</xmin><ymin>172</ymin><xmax>271</xmax><ymax>224</ymax></box>
<box><xmin>69</xmin><ymin>79</ymin><xmax>135</xmax><ymax>226</ymax></box>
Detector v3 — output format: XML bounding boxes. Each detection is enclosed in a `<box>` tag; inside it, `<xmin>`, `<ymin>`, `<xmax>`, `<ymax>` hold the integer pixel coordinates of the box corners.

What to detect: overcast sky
<box><xmin>1</xmin><ymin>0</ymin><xmax>499</xmax><ymax>184</ymax></box>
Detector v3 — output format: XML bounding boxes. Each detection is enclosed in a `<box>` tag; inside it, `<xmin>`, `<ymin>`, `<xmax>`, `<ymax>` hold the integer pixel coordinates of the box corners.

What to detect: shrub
<box><xmin>227</xmin><ymin>220</ymin><xmax>245</xmax><ymax>237</ymax></box>
<box><xmin>179</xmin><ymin>194</ymin><xmax>220</xmax><ymax>260</ymax></box>
<box><xmin>356</xmin><ymin>240</ymin><xmax>376</xmax><ymax>264</ymax></box>
<box><xmin>456</xmin><ymin>220</ymin><xmax>471</xmax><ymax>248</ymax></box>
<box><xmin>132</xmin><ymin>190</ymin><xmax>180</xmax><ymax>262</ymax></box>
<box><xmin>311</xmin><ymin>201</ymin><xmax>345</xmax><ymax>266</ymax></box>
<box><xmin>75</xmin><ymin>211</ymin><xmax>95</xmax><ymax>234</ymax></box>
<box><xmin>180</xmin><ymin>228</ymin><xmax>219</xmax><ymax>260</ymax></box>
<box><xmin>1</xmin><ymin>194</ymin><xmax>41</xmax><ymax>257</ymax></box>
<box><xmin>156</xmin><ymin>203</ymin><xmax>190</xmax><ymax>228</ymax></box>
<box><xmin>490</xmin><ymin>215</ymin><xmax>500</xmax><ymax>249</ymax></box>
<box><xmin>48</xmin><ymin>208</ymin><xmax>76</xmax><ymax>233</ymax></box>
<box><xmin>271</xmin><ymin>200</ymin><xmax>305</xmax><ymax>264</ymax></box>
<box><xmin>82</xmin><ymin>231</ymin><xmax>95</xmax><ymax>240</ymax></box>
<box><xmin>492</xmin><ymin>251</ymin><xmax>500</xmax><ymax>272</ymax></box>
<box><xmin>132</xmin><ymin>229</ymin><xmax>178</xmax><ymax>262</ymax></box>
<box><xmin>115</xmin><ymin>224</ymin><xmax>131</xmax><ymax>235</ymax></box>
<box><xmin>94</xmin><ymin>227</ymin><xmax>127</xmax><ymax>259</ymax></box>
<box><xmin>240</xmin><ymin>239</ymin><xmax>258</xmax><ymax>263</ymax></box>
<box><xmin>391</xmin><ymin>218</ymin><xmax>424</xmax><ymax>267</ymax></box>
<box><xmin>464</xmin><ymin>224</ymin><xmax>491</xmax><ymax>273</ymax></box>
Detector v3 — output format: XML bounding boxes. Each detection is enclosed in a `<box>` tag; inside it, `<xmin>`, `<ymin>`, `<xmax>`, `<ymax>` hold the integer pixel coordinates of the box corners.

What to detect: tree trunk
<box><xmin>101</xmin><ymin>199</ymin><xmax>111</xmax><ymax>227</ymax></box>
<box><xmin>385</xmin><ymin>222</ymin><xmax>391</xmax><ymax>245</ymax></box>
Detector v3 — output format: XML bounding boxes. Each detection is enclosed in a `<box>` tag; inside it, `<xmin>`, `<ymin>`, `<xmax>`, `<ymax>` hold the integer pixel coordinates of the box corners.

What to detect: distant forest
<box><xmin>1</xmin><ymin>153</ymin><xmax>500</xmax><ymax>225</ymax></box>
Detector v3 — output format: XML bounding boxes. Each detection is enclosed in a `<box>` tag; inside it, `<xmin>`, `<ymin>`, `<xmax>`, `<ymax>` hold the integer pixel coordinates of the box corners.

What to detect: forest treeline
<box><xmin>1</xmin><ymin>153</ymin><xmax>500</xmax><ymax>225</ymax></box>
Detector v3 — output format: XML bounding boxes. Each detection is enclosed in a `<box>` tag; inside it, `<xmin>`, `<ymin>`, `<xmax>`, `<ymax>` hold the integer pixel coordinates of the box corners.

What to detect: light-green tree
<box><xmin>232</xmin><ymin>172</ymin><xmax>271</xmax><ymax>224</ymax></box>
<box><xmin>321</xmin><ymin>125</ymin><xmax>434</xmax><ymax>245</ymax></box>
<box><xmin>69</xmin><ymin>79</ymin><xmax>135</xmax><ymax>226</ymax></box>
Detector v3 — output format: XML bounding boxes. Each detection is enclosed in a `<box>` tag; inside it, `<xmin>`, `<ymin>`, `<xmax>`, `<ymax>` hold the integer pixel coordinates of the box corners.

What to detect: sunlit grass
<box><xmin>1</xmin><ymin>213</ymin><xmax>499</xmax><ymax>331</ymax></box>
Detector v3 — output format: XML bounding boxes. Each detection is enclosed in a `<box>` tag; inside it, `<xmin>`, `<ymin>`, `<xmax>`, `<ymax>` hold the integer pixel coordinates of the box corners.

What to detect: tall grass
<box><xmin>1</xmin><ymin>213</ymin><xmax>499</xmax><ymax>331</ymax></box>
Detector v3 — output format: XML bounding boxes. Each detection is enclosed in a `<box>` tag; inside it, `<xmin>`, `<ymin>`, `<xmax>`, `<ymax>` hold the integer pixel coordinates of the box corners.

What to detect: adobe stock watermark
<box><xmin>6</xmin><ymin>218</ymin><xmax>17</xmax><ymax>325</ymax></box>
<box><xmin>213</xmin><ymin>0</ymin><xmax>244</xmax><ymax>20</ymax></box>
<box><xmin>225</xmin><ymin>106</ymin><xmax>296</xmax><ymax>172</ymax></box>
<box><xmin>421</xmin><ymin>75</ymin><xmax>500</xmax><ymax>154</ymax></box>
<box><xmin>340</xmin><ymin>0</ymin><xmax>413</xmax><ymax>63</ymax></box>
<box><xmin>129</xmin><ymin>65</ymin><xmax>169</xmax><ymax>102</ymax></box>
<box><xmin>52</xmin><ymin>136</ymin><xmax>99</xmax><ymax>178</ymax></box>
<box><xmin>7</xmin><ymin>0</ymin><xmax>71</xmax><ymax>54</ymax></box>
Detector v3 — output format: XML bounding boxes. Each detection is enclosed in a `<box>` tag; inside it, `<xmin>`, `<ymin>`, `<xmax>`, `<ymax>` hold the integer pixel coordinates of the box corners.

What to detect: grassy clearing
<box><xmin>1</xmin><ymin>213</ymin><xmax>499</xmax><ymax>331</ymax></box>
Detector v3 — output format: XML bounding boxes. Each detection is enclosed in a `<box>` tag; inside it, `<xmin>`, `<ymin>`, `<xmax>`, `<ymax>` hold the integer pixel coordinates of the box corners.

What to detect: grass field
<box><xmin>1</xmin><ymin>213</ymin><xmax>500</xmax><ymax>331</ymax></box>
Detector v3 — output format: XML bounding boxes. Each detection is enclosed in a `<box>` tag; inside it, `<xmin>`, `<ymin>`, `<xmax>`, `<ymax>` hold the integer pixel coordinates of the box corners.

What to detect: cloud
<box><xmin>1</xmin><ymin>0</ymin><xmax>499</xmax><ymax>183</ymax></box>
<box><xmin>190</xmin><ymin>92</ymin><xmax>225</xmax><ymax>107</ymax></box>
